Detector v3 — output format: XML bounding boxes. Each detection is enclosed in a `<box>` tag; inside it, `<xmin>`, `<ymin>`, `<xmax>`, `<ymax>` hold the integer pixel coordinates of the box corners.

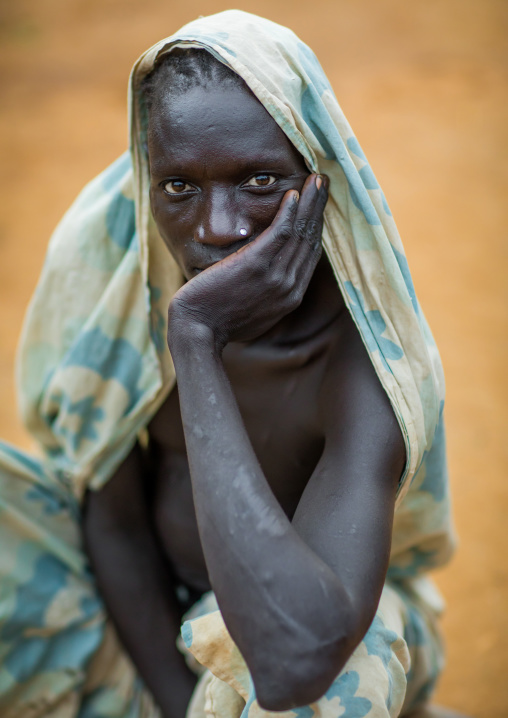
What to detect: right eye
<box><xmin>163</xmin><ymin>180</ymin><xmax>194</xmax><ymax>194</ymax></box>
<box><xmin>244</xmin><ymin>174</ymin><xmax>277</xmax><ymax>188</ymax></box>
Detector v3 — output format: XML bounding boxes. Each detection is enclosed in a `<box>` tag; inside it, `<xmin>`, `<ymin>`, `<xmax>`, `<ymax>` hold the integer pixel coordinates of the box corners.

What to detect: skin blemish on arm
<box><xmin>192</xmin><ymin>424</ymin><xmax>205</xmax><ymax>439</ymax></box>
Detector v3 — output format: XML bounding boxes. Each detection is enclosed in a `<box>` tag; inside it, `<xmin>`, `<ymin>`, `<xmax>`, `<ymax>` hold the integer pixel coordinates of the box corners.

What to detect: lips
<box><xmin>193</xmin><ymin>260</ymin><xmax>220</xmax><ymax>274</ymax></box>
<box><xmin>189</xmin><ymin>235</ymin><xmax>258</xmax><ymax>276</ymax></box>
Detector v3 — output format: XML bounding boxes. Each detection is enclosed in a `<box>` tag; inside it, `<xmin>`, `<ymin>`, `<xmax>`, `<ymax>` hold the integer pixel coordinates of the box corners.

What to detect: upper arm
<box><xmin>82</xmin><ymin>442</ymin><xmax>151</xmax><ymax>542</ymax></box>
<box><xmin>292</xmin><ymin>309</ymin><xmax>405</xmax><ymax>623</ymax></box>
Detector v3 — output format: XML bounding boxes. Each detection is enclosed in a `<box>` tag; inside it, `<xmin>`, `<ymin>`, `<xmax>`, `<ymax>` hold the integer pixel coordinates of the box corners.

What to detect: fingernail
<box><xmin>316</xmin><ymin>175</ymin><xmax>322</xmax><ymax>190</ymax></box>
<box><xmin>293</xmin><ymin>190</ymin><xmax>300</xmax><ymax>203</ymax></box>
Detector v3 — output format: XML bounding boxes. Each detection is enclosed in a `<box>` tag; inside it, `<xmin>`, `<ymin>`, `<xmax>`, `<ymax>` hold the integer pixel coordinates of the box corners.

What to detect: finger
<box><xmin>294</xmin><ymin>174</ymin><xmax>328</xmax><ymax>242</ymax></box>
<box><xmin>289</xmin><ymin>174</ymin><xmax>328</xmax><ymax>266</ymax></box>
<box><xmin>249</xmin><ymin>188</ymin><xmax>300</xmax><ymax>260</ymax></box>
<box><xmin>216</xmin><ymin>189</ymin><xmax>297</xmax><ymax>277</ymax></box>
<box><xmin>294</xmin><ymin>233</ymin><xmax>323</xmax><ymax>294</ymax></box>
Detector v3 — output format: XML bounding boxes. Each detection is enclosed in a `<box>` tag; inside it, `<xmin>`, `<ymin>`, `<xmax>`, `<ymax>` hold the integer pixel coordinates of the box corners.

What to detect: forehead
<box><xmin>147</xmin><ymin>82</ymin><xmax>304</xmax><ymax>173</ymax></box>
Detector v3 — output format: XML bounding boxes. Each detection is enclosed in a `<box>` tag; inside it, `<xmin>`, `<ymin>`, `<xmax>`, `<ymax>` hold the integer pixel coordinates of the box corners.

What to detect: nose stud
<box><xmin>239</xmin><ymin>228</ymin><xmax>247</xmax><ymax>236</ymax></box>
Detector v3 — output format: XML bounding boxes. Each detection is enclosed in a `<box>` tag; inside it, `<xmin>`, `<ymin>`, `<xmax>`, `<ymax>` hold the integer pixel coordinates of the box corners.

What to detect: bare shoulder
<box><xmin>319</xmin><ymin>302</ymin><xmax>406</xmax><ymax>486</ymax></box>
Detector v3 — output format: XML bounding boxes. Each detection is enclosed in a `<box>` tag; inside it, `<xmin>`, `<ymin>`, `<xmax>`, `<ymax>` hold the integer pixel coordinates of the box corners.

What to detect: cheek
<box><xmin>245</xmin><ymin>192</ymin><xmax>287</xmax><ymax>232</ymax></box>
<box><xmin>150</xmin><ymin>190</ymin><xmax>190</xmax><ymax>245</ymax></box>
<box><xmin>246</xmin><ymin>174</ymin><xmax>309</xmax><ymax>231</ymax></box>
<box><xmin>149</xmin><ymin>197</ymin><xmax>188</xmax><ymax>270</ymax></box>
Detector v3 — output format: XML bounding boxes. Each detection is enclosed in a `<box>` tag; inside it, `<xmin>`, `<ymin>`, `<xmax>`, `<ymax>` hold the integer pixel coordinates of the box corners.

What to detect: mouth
<box><xmin>192</xmin><ymin>260</ymin><xmax>220</xmax><ymax>275</ymax></box>
<box><xmin>191</xmin><ymin>236</ymin><xmax>258</xmax><ymax>276</ymax></box>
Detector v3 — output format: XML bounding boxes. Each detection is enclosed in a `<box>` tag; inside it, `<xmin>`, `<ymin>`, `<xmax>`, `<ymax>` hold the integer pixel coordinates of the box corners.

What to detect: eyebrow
<box><xmin>149</xmin><ymin>146</ymin><xmax>301</xmax><ymax>178</ymax></box>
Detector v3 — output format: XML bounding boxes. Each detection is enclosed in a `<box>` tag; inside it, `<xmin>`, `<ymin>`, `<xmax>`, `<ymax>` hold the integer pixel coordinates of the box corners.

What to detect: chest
<box><xmin>149</xmin><ymin>343</ymin><xmax>327</xmax><ymax>512</ymax></box>
<box><xmin>147</xmin><ymin>346</ymin><xmax>329</xmax><ymax>593</ymax></box>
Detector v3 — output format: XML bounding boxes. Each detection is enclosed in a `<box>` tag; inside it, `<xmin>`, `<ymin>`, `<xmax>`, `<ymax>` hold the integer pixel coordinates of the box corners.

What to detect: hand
<box><xmin>167</xmin><ymin>173</ymin><xmax>329</xmax><ymax>352</ymax></box>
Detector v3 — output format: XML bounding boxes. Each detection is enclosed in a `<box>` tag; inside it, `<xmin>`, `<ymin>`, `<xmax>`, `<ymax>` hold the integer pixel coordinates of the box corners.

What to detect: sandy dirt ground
<box><xmin>0</xmin><ymin>0</ymin><xmax>507</xmax><ymax>715</ymax></box>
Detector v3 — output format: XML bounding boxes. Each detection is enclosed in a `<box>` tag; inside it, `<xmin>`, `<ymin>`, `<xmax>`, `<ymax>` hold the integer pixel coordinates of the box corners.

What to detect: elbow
<box><xmin>255</xmin><ymin>675</ymin><xmax>333</xmax><ymax>712</ymax></box>
<box><xmin>252</xmin><ymin>635</ymin><xmax>357</xmax><ymax>711</ymax></box>
<box><xmin>245</xmin><ymin>583</ymin><xmax>373</xmax><ymax>711</ymax></box>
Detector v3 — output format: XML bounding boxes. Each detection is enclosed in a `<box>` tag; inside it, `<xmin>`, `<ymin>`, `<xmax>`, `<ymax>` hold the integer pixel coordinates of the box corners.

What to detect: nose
<box><xmin>193</xmin><ymin>188</ymin><xmax>252</xmax><ymax>247</ymax></box>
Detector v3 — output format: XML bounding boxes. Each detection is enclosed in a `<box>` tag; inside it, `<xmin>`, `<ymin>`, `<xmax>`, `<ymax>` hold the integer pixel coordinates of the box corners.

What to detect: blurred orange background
<box><xmin>0</xmin><ymin>1</ymin><xmax>507</xmax><ymax>716</ymax></box>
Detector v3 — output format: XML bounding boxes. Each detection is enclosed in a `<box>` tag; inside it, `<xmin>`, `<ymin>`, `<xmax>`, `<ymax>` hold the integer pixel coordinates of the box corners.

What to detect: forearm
<box><xmin>83</xmin><ymin>485</ymin><xmax>196</xmax><ymax>716</ymax></box>
<box><xmin>170</xmin><ymin>328</ymin><xmax>356</xmax><ymax>707</ymax></box>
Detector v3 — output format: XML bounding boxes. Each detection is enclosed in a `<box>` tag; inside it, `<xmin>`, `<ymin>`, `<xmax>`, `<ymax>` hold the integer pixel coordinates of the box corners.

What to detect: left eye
<box><xmin>245</xmin><ymin>174</ymin><xmax>277</xmax><ymax>188</ymax></box>
<box><xmin>163</xmin><ymin>180</ymin><xmax>194</xmax><ymax>194</ymax></box>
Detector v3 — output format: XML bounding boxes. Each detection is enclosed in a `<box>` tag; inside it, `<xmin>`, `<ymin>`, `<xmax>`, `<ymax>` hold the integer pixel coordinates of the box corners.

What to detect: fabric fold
<box><xmin>0</xmin><ymin>9</ymin><xmax>454</xmax><ymax>715</ymax></box>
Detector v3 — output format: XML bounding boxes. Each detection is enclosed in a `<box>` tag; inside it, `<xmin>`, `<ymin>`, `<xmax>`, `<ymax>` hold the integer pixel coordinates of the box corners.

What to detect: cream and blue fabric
<box><xmin>0</xmin><ymin>10</ymin><xmax>454</xmax><ymax>717</ymax></box>
<box><xmin>178</xmin><ymin>582</ymin><xmax>445</xmax><ymax>718</ymax></box>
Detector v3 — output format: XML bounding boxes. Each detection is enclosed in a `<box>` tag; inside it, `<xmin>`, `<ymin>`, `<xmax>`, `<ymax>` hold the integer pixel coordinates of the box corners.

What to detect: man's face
<box><xmin>147</xmin><ymin>80</ymin><xmax>309</xmax><ymax>280</ymax></box>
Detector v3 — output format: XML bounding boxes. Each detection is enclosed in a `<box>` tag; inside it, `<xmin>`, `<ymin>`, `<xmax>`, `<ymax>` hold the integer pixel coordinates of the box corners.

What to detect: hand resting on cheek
<box><xmin>168</xmin><ymin>173</ymin><xmax>329</xmax><ymax>352</ymax></box>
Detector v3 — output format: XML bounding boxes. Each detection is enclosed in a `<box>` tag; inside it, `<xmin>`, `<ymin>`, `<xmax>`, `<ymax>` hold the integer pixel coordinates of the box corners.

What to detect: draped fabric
<box><xmin>0</xmin><ymin>10</ymin><xmax>454</xmax><ymax>716</ymax></box>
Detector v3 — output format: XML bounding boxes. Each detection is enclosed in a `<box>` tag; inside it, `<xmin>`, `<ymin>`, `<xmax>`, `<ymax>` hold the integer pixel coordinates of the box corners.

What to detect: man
<box><xmin>0</xmin><ymin>11</ymin><xmax>455</xmax><ymax>718</ymax></box>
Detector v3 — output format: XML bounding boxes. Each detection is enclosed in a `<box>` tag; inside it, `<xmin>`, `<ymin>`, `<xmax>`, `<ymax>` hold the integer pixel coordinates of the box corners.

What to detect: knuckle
<box><xmin>308</xmin><ymin>239</ymin><xmax>322</xmax><ymax>258</ymax></box>
<box><xmin>286</xmin><ymin>288</ymin><xmax>303</xmax><ymax>312</ymax></box>
<box><xmin>305</xmin><ymin>220</ymin><xmax>322</xmax><ymax>245</ymax></box>
<box><xmin>277</xmin><ymin>222</ymin><xmax>293</xmax><ymax>242</ymax></box>
<box><xmin>294</xmin><ymin>219</ymin><xmax>307</xmax><ymax>241</ymax></box>
<box><xmin>266</xmin><ymin>269</ymin><xmax>283</xmax><ymax>290</ymax></box>
<box><xmin>284</xmin><ymin>271</ymin><xmax>297</xmax><ymax>291</ymax></box>
<box><xmin>281</xmin><ymin>278</ymin><xmax>293</xmax><ymax>297</ymax></box>
<box><xmin>168</xmin><ymin>295</ymin><xmax>187</xmax><ymax>319</ymax></box>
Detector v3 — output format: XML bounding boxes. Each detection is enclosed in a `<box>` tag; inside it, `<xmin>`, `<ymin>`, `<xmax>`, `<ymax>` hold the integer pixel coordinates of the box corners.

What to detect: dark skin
<box><xmin>83</xmin><ymin>79</ymin><xmax>405</xmax><ymax>716</ymax></box>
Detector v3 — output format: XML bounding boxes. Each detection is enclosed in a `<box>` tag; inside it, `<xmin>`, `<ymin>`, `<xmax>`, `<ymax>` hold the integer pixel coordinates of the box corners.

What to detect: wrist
<box><xmin>167</xmin><ymin>314</ymin><xmax>224</xmax><ymax>362</ymax></box>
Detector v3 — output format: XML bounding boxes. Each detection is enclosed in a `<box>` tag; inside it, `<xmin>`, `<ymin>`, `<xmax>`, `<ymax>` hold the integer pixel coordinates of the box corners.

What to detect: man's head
<box><xmin>142</xmin><ymin>49</ymin><xmax>309</xmax><ymax>280</ymax></box>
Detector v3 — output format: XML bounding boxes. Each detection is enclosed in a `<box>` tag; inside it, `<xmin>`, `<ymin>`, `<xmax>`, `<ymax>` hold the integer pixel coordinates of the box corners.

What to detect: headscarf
<box><xmin>18</xmin><ymin>10</ymin><xmax>447</xmax><ymax>526</ymax></box>
<box><xmin>0</xmin><ymin>15</ymin><xmax>454</xmax><ymax>716</ymax></box>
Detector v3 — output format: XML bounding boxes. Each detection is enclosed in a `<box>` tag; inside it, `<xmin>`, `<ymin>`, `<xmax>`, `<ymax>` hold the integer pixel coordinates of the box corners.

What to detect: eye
<box><xmin>163</xmin><ymin>180</ymin><xmax>195</xmax><ymax>195</ymax></box>
<box><xmin>244</xmin><ymin>174</ymin><xmax>277</xmax><ymax>188</ymax></box>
